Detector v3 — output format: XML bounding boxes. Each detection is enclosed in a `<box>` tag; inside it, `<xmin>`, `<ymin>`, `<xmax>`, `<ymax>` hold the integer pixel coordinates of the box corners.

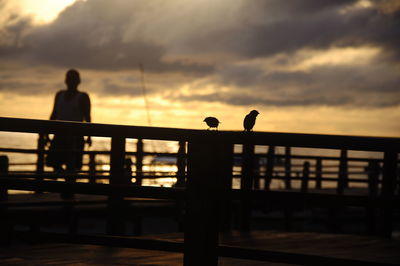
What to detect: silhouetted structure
<box><xmin>203</xmin><ymin>117</ymin><xmax>220</xmax><ymax>130</ymax></box>
<box><xmin>243</xmin><ymin>110</ymin><xmax>259</xmax><ymax>132</ymax></box>
<box><xmin>46</xmin><ymin>69</ymin><xmax>91</xmax><ymax>198</ymax></box>
<box><xmin>0</xmin><ymin>117</ymin><xmax>399</xmax><ymax>266</ymax></box>
<box><xmin>124</xmin><ymin>157</ymin><xmax>133</xmax><ymax>184</ymax></box>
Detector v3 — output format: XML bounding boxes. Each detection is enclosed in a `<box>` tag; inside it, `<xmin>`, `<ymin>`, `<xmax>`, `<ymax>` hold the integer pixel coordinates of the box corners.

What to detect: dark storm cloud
<box><xmin>0</xmin><ymin>80</ymin><xmax>51</xmax><ymax>93</ymax></box>
<box><xmin>1</xmin><ymin>0</ymin><xmax>399</xmax><ymax>67</ymax></box>
<box><xmin>174</xmin><ymin>89</ymin><xmax>399</xmax><ymax>108</ymax></box>
<box><xmin>173</xmin><ymin>63</ymin><xmax>400</xmax><ymax>107</ymax></box>
<box><xmin>188</xmin><ymin>1</ymin><xmax>400</xmax><ymax>59</ymax></box>
<box><xmin>174</xmin><ymin>91</ymin><xmax>355</xmax><ymax>107</ymax></box>
<box><xmin>0</xmin><ymin>0</ymin><xmax>214</xmax><ymax>74</ymax></box>
<box><xmin>219</xmin><ymin>64</ymin><xmax>400</xmax><ymax>93</ymax></box>
<box><xmin>249</xmin><ymin>0</ymin><xmax>357</xmax><ymax>12</ymax></box>
<box><xmin>0</xmin><ymin>0</ymin><xmax>399</xmax><ymax>108</ymax></box>
<box><xmin>99</xmin><ymin>78</ymin><xmax>154</xmax><ymax>96</ymax></box>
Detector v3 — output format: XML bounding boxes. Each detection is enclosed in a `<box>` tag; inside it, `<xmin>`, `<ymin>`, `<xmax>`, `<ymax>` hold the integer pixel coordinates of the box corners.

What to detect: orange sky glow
<box><xmin>0</xmin><ymin>0</ymin><xmax>399</xmax><ymax>137</ymax></box>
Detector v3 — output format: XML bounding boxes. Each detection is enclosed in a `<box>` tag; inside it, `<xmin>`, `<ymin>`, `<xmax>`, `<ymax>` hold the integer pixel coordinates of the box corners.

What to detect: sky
<box><xmin>0</xmin><ymin>0</ymin><xmax>399</xmax><ymax>137</ymax></box>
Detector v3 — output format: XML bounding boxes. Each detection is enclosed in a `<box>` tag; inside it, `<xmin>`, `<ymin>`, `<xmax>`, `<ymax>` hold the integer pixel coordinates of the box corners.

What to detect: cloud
<box><xmin>2</xmin><ymin>0</ymin><xmax>399</xmax><ymax>66</ymax></box>
<box><xmin>0</xmin><ymin>0</ymin><xmax>215</xmax><ymax>74</ymax></box>
<box><xmin>0</xmin><ymin>0</ymin><xmax>399</xmax><ymax>109</ymax></box>
<box><xmin>184</xmin><ymin>0</ymin><xmax>400</xmax><ymax>60</ymax></box>
<box><xmin>172</xmin><ymin>60</ymin><xmax>400</xmax><ymax>108</ymax></box>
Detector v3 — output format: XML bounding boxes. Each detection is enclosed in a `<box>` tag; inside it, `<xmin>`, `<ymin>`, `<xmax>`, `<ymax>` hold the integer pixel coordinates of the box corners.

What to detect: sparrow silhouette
<box><xmin>203</xmin><ymin>117</ymin><xmax>220</xmax><ymax>130</ymax></box>
<box><xmin>243</xmin><ymin>110</ymin><xmax>259</xmax><ymax>132</ymax></box>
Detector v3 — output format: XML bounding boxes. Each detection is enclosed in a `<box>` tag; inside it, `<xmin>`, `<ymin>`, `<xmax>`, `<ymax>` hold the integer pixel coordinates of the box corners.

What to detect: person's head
<box><xmin>65</xmin><ymin>69</ymin><xmax>81</xmax><ymax>90</ymax></box>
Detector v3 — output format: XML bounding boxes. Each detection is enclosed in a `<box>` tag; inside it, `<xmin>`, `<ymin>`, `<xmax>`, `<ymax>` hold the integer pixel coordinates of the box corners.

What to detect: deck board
<box><xmin>1</xmin><ymin>231</ymin><xmax>400</xmax><ymax>265</ymax></box>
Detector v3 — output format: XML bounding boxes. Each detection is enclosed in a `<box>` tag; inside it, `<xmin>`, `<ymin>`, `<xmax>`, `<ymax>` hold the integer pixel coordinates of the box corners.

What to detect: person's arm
<box><xmin>80</xmin><ymin>92</ymin><xmax>92</xmax><ymax>146</ymax></box>
<box><xmin>45</xmin><ymin>91</ymin><xmax>61</xmax><ymax>145</ymax></box>
<box><xmin>49</xmin><ymin>91</ymin><xmax>62</xmax><ymax>120</ymax></box>
<box><xmin>80</xmin><ymin>92</ymin><xmax>91</xmax><ymax>123</ymax></box>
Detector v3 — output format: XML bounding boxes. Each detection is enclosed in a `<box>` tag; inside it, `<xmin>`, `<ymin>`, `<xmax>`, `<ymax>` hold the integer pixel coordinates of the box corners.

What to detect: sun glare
<box><xmin>17</xmin><ymin>0</ymin><xmax>76</xmax><ymax>24</ymax></box>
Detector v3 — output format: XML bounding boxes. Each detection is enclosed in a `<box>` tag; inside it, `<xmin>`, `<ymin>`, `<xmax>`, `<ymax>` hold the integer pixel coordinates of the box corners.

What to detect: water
<box><xmin>0</xmin><ymin>132</ymin><xmax>182</xmax><ymax>190</ymax></box>
<box><xmin>0</xmin><ymin>132</ymin><xmax>384</xmax><ymax>193</ymax></box>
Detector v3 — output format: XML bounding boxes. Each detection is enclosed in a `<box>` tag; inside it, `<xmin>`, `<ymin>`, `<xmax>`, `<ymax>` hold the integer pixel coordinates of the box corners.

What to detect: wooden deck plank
<box><xmin>1</xmin><ymin>231</ymin><xmax>399</xmax><ymax>265</ymax></box>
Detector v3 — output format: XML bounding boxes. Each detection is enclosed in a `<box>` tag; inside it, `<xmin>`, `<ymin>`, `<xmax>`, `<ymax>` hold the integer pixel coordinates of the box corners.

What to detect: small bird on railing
<box><xmin>243</xmin><ymin>110</ymin><xmax>259</xmax><ymax>132</ymax></box>
<box><xmin>203</xmin><ymin>117</ymin><xmax>220</xmax><ymax>130</ymax></box>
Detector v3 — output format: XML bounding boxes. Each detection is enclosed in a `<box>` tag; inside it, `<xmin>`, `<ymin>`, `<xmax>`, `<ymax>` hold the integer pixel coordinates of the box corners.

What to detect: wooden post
<box><xmin>0</xmin><ymin>155</ymin><xmax>10</xmax><ymax>244</ymax></box>
<box><xmin>106</xmin><ymin>136</ymin><xmax>126</xmax><ymax>235</ymax></box>
<box><xmin>331</xmin><ymin>149</ymin><xmax>348</xmax><ymax>233</ymax></box>
<box><xmin>284</xmin><ymin>146</ymin><xmax>292</xmax><ymax>190</ymax></box>
<box><xmin>240</xmin><ymin>142</ymin><xmax>255</xmax><ymax>231</ymax></box>
<box><xmin>89</xmin><ymin>153</ymin><xmax>96</xmax><ymax>183</ymax></box>
<box><xmin>301</xmin><ymin>161</ymin><xmax>310</xmax><ymax>193</ymax></box>
<box><xmin>135</xmin><ymin>138</ymin><xmax>144</xmax><ymax>186</ymax></box>
<box><xmin>315</xmin><ymin>158</ymin><xmax>322</xmax><ymax>189</ymax></box>
<box><xmin>184</xmin><ymin>136</ymin><xmax>233</xmax><ymax>266</ymax></box>
<box><xmin>34</xmin><ymin>136</ymin><xmax>45</xmax><ymax>227</ymax></box>
<box><xmin>284</xmin><ymin>149</ymin><xmax>294</xmax><ymax>231</ymax></box>
<box><xmin>36</xmin><ymin>134</ymin><xmax>45</xmax><ymax>175</ymax></box>
<box><xmin>264</xmin><ymin>145</ymin><xmax>275</xmax><ymax>191</ymax></box>
<box><xmin>368</xmin><ymin>161</ymin><xmax>380</xmax><ymax>198</ymax></box>
<box><xmin>253</xmin><ymin>156</ymin><xmax>260</xmax><ymax>190</ymax></box>
<box><xmin>366</xmin><ymin>160</ymin><xmax>380</xmax><ymax>234</ymax></box>
<box><xmin>380</xmin><ymin>150</ymin><xmax>397</xmax><ymax>238</ymax></box>
<box><xmin>0</xmin><ymin>156</ymin><xmax>8</xmax><ymax>201</ymax></box>
<box><xmin>337</xmin><ymin>149</ymin><xmax>348</xmax><ymax>194</ymax></box>
<box><xmin>35</xmin><ymin>134</ymin><xmax>46</xmax><ymax>194</ymax></box>
<box><xmin>176</xmin><ymin>140</ymin><xmax>186</xmax><ymax>187</ymax></box>
<box><xmin>220</xmin><ymin>144</ymin><xmax>234</xmax><ymax>233</ymax></box>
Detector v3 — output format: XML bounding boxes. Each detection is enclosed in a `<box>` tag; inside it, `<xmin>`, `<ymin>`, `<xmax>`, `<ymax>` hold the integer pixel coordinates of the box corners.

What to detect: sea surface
<box><xmin>0</xmin><ymin>131</ymin><xmax>384</xmax><ymax>193</ymax></box>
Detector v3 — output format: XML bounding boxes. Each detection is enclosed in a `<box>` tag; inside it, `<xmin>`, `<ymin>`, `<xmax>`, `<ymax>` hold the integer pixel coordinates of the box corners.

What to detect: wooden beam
<box><xmin>1</xmin><ymin>117</ymin><xmax>399</xmax><ymax>151</ymax></box>
<box><xmin>184</xmin><ymin>136</ymin><xmax>232</xmax><ymax>266</ymax></box>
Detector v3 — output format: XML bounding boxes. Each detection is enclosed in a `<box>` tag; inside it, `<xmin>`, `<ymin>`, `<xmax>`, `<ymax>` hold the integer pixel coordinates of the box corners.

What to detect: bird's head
<box><xmin>250</xmin><ymin>110</ymin><xmax>259</xmax><ymax>116</ymax></box>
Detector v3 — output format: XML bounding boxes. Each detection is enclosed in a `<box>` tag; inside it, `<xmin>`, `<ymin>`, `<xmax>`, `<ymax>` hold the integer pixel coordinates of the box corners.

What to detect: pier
<box><xmin>0</xmin><ymin>117</ymin><xmax>399</xmax><ymax>265</ymax></box>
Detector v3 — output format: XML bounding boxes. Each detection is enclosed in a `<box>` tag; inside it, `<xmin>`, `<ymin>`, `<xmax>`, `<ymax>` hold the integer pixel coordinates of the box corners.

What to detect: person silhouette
<box><xmin>46</xmin><ymin>69</ymin><xmax>92</xmax><ymax>196</ymax></box>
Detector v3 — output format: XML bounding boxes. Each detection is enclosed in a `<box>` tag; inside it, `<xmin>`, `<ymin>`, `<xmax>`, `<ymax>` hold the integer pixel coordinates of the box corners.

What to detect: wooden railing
<box><xmin>0</xmin><ymin>117</ymin><xmax>399</xmax><ymax>266</ymax></box>
<box><xmin>0</xmin><ymin>144</ymin><xmax>393</xmax><ymax>191</ymax></box>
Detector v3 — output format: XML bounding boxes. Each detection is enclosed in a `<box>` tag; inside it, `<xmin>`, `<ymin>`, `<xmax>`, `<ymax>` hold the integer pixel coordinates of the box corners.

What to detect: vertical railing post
<box><xmin>184</xmin><ymin>135</ymin><xmax>233</xmax><ymax>266</ymax></box>
<box><xmin>0</xmin><ymin>155</ymin><xmax>10</xmax><ymax>244</ymax></box>
<box><xmin>284</xmin><ymin>148</ymin><xmax>293</xmax><ymax>231</ymax></box>
<box><xmin>89</xmin><ymin>153</ymin><xmax>96</xmax><ymax>183</ymax></box>
<box><xmin>135</xmin><ymin>138</ymin><xmax>144</xmax><ymax>186</ymax></box>
<box><xmin>253</xmin><ymin>156</ymin><xmax>260</xmax><ymax>190</ymax></box>
<box><xmin>176</xmin><ymin>140</ymin><xmax>186</xmax><ymax>187</ymax></box>
<box><xmin>264</xmin><ymin>145</ymin><xmax>275</xmax><ymax>191</ymax></box>
<box><xmin>301</xmin><ymin>161</ymin><xmax>310</xmax><ymax>193</ymax></box>
<box><xmin>366</xmin><ymin>160</ymin><xmax>380</xmax><ymax>234</ymax></box>
<box><xmin>0</xmin><ymin>156</ymin><xmax>8</xmax><ymax>201</ymax></box>
<box><xmin>240</xmin><ymin>142</ymin><xmax>255</xmax><ymax>231</ymax></box>
<box><xmin>36</xmin><ymin>134</ymin><xmax>45</xmax><ymax>175</ymax></box>
<box><xmin>220</xmin><ymin>144</ymin><xmax>234</xmax><ymax>233</ymax></box>
<box><xmin>315</xmin><ymin>158</ymin><xmax>322</xmax><ymax>189</ymax></box>
<box><xmin>284</xmin><ymin>146</ymin><xmax>292</xmax><ymax>190</ymax></box>
<box><xmin>35</xmin><ymin>134</ymin><xmax>46</xmax><ymax>194</ymax></box>
<box><xmin>368</xmin><ymin>161</ymin><xmax>380</xmax><ymax>198</ymax></box>
<box><xmin>106</xmin><ymin>136</ymin><xmax>126</xmax><ymax>235</ymax></box>
<box><xmin>331</xmin><ymin>149</ymin><xmax>348</xmax><ymax>233</ymax></box>
<box><xmin>380</xmin><ymin>150</ymin><xmax>397</xmax><ymax>238</ymax></box>
<box><xmin>337</xmin><ymin>149</ymin><xmax>348</xmax><ymax>194</ymax></box>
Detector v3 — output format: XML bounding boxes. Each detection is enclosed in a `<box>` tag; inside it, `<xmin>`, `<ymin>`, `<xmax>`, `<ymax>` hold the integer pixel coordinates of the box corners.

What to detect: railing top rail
<box><xmin>1</xmin><ymin>117</ymin><xmax>399</xmax><ymax>152</ymax></box>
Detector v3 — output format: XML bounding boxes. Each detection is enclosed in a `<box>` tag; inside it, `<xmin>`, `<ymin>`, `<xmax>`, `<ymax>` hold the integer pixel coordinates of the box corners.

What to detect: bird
<box><xmin>203</xmin><ymin>117</ymin><xmax>220</xmax><ymax>130</ymax></box>
<box><xmin>243</xmin><ymin>110</ymin><xmax>259</xmax><ymax>132</ymax></box>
